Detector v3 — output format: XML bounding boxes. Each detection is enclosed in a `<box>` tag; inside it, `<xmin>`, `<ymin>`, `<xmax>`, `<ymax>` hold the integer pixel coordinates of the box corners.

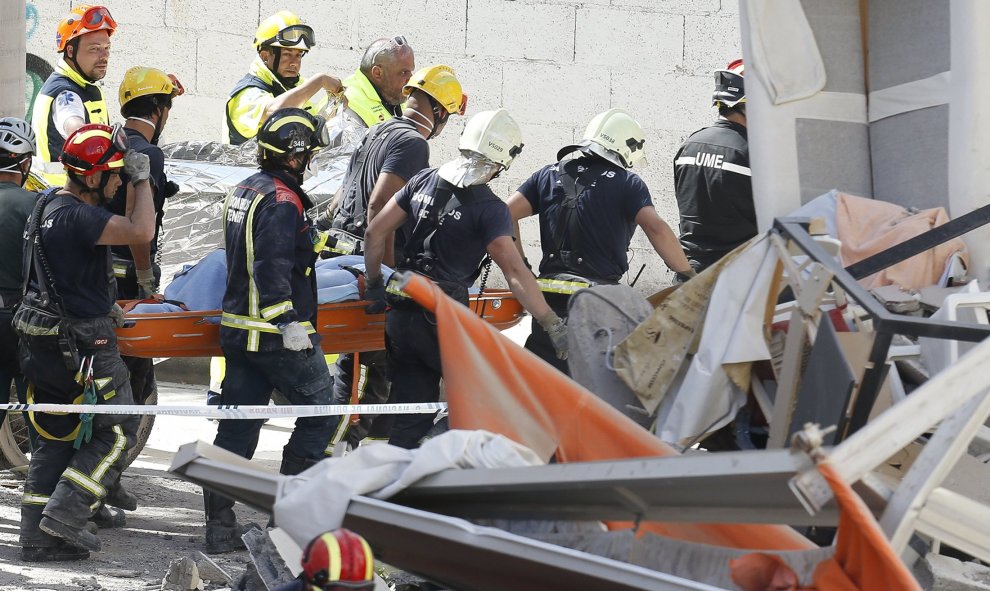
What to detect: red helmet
<box><xmin>60</xmin><ymin>123</ymin><xmax>127</xmax><ymax>175</ymax></box>
<box><xmin>301</xmin><ymin>529</ymin><xmax>375</xmax><ymax>591</ymax></box>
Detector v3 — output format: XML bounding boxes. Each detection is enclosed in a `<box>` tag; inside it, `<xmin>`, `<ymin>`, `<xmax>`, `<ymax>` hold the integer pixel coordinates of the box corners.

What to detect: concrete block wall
<box><xmin>26</xmin><ymin>0</ymin><xmax>742</xmax><ymax>291</ymax></box>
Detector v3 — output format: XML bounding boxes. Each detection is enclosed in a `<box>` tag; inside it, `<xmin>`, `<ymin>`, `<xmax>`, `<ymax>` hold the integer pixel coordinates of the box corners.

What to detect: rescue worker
<box><xmin>0</xmin><ymin>119</ymin><xmax>38</xmax><ymax>431</ymax></box>
<box><xmin>207</xmin><ymin>108</ymin><xmax>334</xmax><ymax>553</ymax></box>
<box><xmin>341</xmin><ymin>36</ymin><xmax>416</xmax><ymax>127</ymax></box>
<box><xmin>674</xmin><ymin>59</ymin><xmax>755</xmax><ymax>277</ymax></box>
<box><xmin>362</xmin><ymin>109</ymin><xmax>567</xmax><ymax>449</ymax></box>
<box><xmin>16</xmin><ymin>124</ymin><xmax>154</xmax><ymax>561</ymax></box>
<box><xmin>85</xmin><ymin>67</ymin><xmax>185</xmax><ymax>526</ymax></box>
<box><xmin>31</xmin><ymin>5</ymin><xmax>116</xmax><ymax>186</ymax></box>
<box><xmin>225</xmin><ymin>11</ymin><xmax>344</xmax><ymax>145</ymax></box>
<box><xmin>323</xmin><ymin>65</ymin><xmax>466</xmax><ymax>452</ymax></box>
<box><xmin>507</xmin><ymin>108</ymin><xmax>693</xmax><ymax>374</ymax></box>
<box><xmin>272</xmin><ymin>528</ymin><xmax>376</xmax><ymax>591</ymax></box>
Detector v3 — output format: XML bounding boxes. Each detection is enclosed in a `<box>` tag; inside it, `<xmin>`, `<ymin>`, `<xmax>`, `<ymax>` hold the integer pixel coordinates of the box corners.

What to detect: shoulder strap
<box><xmin>401</xmin><ymin>177</ymin><xmax>457</xmax><ymax>268</ymax></box>
<box><xmin>23</xmin><ymin>189</ymin><xmax>73</xmax><ymax>312</ymax></box>
<box><xmin>552</xmin><ymin>159</ymin><xmax>591</xmax><ymax>255</ymax></box>
<box><xmin>335</xmin><ymin>119</ymin><xmax>407</xmax><ymax>229</ymax></box>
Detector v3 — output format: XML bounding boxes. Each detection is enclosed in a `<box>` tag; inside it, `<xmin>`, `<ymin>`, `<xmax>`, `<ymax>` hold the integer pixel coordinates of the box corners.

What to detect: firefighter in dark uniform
<box><xmin>16</xmin><ymin>124</ymin><xmax>154</xmax><ymax>561</ymax></box>
<box><xmin>206</xmin><ymin>108</ymin><xmax>334</xmax><ymax>554</ymax></box>
<box><xmin>321</xmin><ymin>65</ymin><xmax>465</xmax><ymax>453</ymax></box>
<box><xmin>362</xmin><ymin>109</ymin><xmax>567</xmax><ymax>449</ymax></box>
<box><xmin>31</xmin><ymin>5</ymin><xmax>117</xmax><ymax>186</ymax></box>
<box><xmin>507</xmin><ymin>108</ymin><xmax>693</xmax><ymax>375</ymax></box>
<box><xmin>674</xmin><ymin>59</ymin><xmax>755</xmax><ymax>277</ymax></box>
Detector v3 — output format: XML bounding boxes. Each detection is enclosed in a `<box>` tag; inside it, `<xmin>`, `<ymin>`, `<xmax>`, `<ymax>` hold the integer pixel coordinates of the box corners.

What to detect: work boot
<box><xmin>279</xmin><ymin>447</ymin><xmax>321</xmax><ymax>476</ymax></box>
<box><xmin>21</xmin><ymin>539</ymin><xmax>90</xmax><ymax>562</ymax></box>
<box><xmin>204</xmin><ymin>491</ymin><xmax>258</xmax><ymax>554</ymax></box>
<box><xmin>39</xmin><ymin>516</ymin><xmax>101</xmax><ymax>552</ymax></box>
<box><xmin>91</xmin><ymin>505</ymin><xmax>126</xmax><ymax>529</ymax></box>
<box><xmin>105</xmin><ymin>480</ymin><xmax>138</xmax><ymax>511</ymax></box>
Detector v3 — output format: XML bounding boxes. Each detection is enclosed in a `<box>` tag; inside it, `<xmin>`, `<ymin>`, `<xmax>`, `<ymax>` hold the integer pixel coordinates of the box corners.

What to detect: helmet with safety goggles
<box><xmin>713</xmin><ymin>58</ymin><xmax>745</xmax><ymax>108</ymax></box>
<box><xmin>120</xmin><ymin>67</ymin><xmax>184</xmax><ymax>107</ymax></box>
<box><xmin>60</xmin><ymin>123</ymin><xmax>127</xmax><ymax>175</ymax></box>
<box><xmin>403</xmin><ymin>65</ymin><xmax>467</xmax><ymax>116</ymax></box>
<box><xmin>459</xmin><ymin>109</ymin><xmax>523</xmax><ymax>170</ymax></box>
<box><xmin>557</xmin><ymin>108</ymin><xmax>647</xmax><ymax>169</ymax></box>
<box><xmin>257</xmin><ymin>108</ymin><xmax>330</xmax><ymax>158</ymax></box>
<box><xmin>56</xmin><ymin>5</ymin><xmax>116</xmax><ymax>53</ymax></box>
<box><xmin>302</xmin><ymin>529</ymin><xmax>375</xmax><ymax>591</ymax></box>
<box><xmin>254</xmin><ymin>11</ymin><xmax>316</xmax><ymax>52</ymax></box>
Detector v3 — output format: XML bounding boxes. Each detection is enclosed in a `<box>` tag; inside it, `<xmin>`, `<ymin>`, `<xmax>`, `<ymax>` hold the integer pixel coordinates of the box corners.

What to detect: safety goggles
<box><xmin>75</xmin><ymin>5</ymin><xmax>117</xmax><ymax>32</ymax></box>
<box><xmin>61</xmin><ymin>123</ymin><xmax>128</xmax><ymax>173</ymax></box>
<box><xmin>264</xmin><ymin>24</ymin><xmax>316</xmax><ymax>49</ymax></box>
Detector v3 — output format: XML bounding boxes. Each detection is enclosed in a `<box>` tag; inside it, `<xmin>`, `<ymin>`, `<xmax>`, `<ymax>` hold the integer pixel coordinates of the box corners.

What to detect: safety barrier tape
<box><xmin>0</xmin><ymin>402</ymin><xmax>446</xmax><ymax>419</ymax></box>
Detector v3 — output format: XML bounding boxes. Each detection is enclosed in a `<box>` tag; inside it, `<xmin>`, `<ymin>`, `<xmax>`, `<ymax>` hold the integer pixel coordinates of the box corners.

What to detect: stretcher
<box><xmin>114</xmin><ymin>290</ymin><xmax>524</xmax><ymax>358</ymax></box>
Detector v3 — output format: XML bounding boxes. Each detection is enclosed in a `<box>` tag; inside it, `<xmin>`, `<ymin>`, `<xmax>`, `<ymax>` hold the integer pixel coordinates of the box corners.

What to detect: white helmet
<box><xmin>557</xmin><ymin>108</ymin><xmax>646</xmax><ymax>169</ymax></box>
<box><xmin>0</xmin><ymin>117</ymin><xmax>37</xmax><ymax>156</ymax></box>
<box><xmin>458</xmin><ymin>108</ymin><xmax>524</xmax><ymax>170</ymax></box>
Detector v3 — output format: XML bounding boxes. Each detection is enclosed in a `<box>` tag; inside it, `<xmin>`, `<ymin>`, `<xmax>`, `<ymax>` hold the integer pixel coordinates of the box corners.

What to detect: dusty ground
<box><xmin>0</xmin><ymin>383</ymin><xmax>280</xmax><ymax>591</ymax></box>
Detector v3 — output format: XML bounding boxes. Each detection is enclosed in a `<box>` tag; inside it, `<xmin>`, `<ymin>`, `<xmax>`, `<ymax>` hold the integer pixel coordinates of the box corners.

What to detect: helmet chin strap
<box><xmin>65</xmin><ymin>39</ymin><xmax>97</xmax><ymax>83</ymax></box>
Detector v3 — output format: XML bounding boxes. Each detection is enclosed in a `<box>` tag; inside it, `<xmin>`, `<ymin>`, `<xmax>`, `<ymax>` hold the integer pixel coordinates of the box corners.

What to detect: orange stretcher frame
<box><xmin>114</xmin><ymin>290</ymin><xmax>525</xmax><ymax>358</ymax></box>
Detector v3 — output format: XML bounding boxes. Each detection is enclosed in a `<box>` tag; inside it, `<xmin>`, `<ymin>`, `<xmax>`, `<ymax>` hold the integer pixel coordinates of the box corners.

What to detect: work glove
<box><xmin>364</xmin><ymin>274</ymin><xmax>387</xmax><ymax>315</ymax></box>
<box><xmin>162</xmin><ymin>180</ymin><xmax>180</xmax><ymax>199</ymax></box>
<box><xmin>109</xmin><ymin>303</ymin><xmax>127</xmax><ymax>328</ymax></box>
<box><xmin>135</xmin><ymin>267</ymin><xmax>157</xmax><ymax>299</ymax></box>
<box><xmin>538</xmin><ymin>312</ymin><xmax>569</xmax><ymax>361</ymax></box>
<box><xmin>278</xmin><ymin>321</ymin><xmax>313</xmax><ymax>351</ymax></box>
<box><xmin>123</xmin><ymin>150</ymin><xmax>151</xmax><ymax>184</ymax></box>
<box><xmin>674</xmin><ymin>267</ymin><xmax>698</xmax><ymax>284</ymax></box>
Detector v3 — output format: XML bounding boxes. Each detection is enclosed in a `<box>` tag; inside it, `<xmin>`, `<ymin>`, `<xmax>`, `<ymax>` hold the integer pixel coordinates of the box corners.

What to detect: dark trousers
<box><xmin>215</xmin><ymin>346</ymin><xmax>333</xmax><ymax>462</ymax></box>
<box><xmin>0</xmin><ymin>307</ymin><xmax>28</xmax><ymax>431</ymax></box>
<box><xmin>523</xmin><ymin>292</ymin><xmax>570</xmax><ymax>376</ymax></box>
<box><xmin>327</xmin><ymin>350</ymin><xmax>391</xmax><ymax>450</ymax></box>
<box><xmin>385</xmin><ymin>305</ymin><xmax>443</xmax><ymax>449</ymax></box>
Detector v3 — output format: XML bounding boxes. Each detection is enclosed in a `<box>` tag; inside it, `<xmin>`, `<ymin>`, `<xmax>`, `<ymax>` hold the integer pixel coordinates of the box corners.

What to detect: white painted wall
<box><xmin>27</xmin><ymin>0</ymin><xmax>742</xmax><ymax>291</ymax></box>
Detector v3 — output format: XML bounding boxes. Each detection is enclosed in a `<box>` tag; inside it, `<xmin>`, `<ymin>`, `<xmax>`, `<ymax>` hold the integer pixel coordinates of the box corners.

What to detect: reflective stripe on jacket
<box><xmin>341</xmin><ymin>70</ymin><xmax>397</xmax><ymax>128</ymax></box>
<box><xmin>224</xmin><ymin>57</ymin><xmax>325</xmax><ymax>144</ymax></box>
<box><xmin>31</xmin><ymin>60</ymin><xmax>109</xmax><ymax>186</ymax></box>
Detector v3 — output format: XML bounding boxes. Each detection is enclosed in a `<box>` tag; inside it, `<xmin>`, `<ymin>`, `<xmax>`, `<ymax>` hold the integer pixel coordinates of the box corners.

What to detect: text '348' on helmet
<box><xmin>56</xmin><ymin>5</ymin><xmax>116</xmax><ymax>52</ymax></box>
<box><xmin>557</xmin><ymin>108</ymin><xmax>646</xmax><ymax>169</ymax></box>
<box><xmin>458</xmin><ymin>108</ymin><xmax>523</xmax><ymax>170</ymax></box>
<box><xmin>713</xmin><ymin>58</ymin><xmax>745</xmax><ymax>108</ymax></box>
<box><xmin>403</xmin><ymin>65</ymin><xmax>467</xmax><ymax>116</ymax></box>
<box><xmin>257</xmin><ymin>108</ymin><xmax>330</xmax><ymax>157</ymax></box>
<box><xmin>302</xmin><ymin>529</ymin><xmax>375</xmax><ymax>591</ymax></box>
<box><xmin>254</xmin><ymin>11</ymin><xmax>316</xmax><ymax>52</ymax></box>
<box><xmin>119</xmin><ymin>66</ymin><xmax>184</xmax><ymax>107</ymax></box>
<box><xmin>0</xmin><ymin>118</ymin><xmax>37</xmax><ymax>156</ymax></box>
<box><xmin>60</xmin><ymin>123</ymin><xmax>127</xmax><ymax>175</ymax></box>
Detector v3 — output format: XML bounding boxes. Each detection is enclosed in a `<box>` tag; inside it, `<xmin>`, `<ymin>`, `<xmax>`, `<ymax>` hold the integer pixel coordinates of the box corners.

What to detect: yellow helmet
<box><xmin>403</xmin><ymin>65</ymin><xmax>466</xmax><ymax>116</ymax></box>
<box><xmin>119</xmin><ymin>66</ymin><xmax>183</xmax><ymax>107</ymax></box>
<box><xmin>254</xmin><ymin>11</ymin><xmax>315</xmax><ymax>51</ymax></box>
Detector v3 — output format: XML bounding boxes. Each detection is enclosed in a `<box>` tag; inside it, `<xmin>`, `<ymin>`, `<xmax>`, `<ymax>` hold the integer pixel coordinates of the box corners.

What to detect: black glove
<box><xmin>163</xmin><ymin>180</ymin><xmax>180</xmax><ymax>199</ymax></box>
<box><xmin>364</xmin><ymin>275</ymin><xmax>387</xmax><ymax>315</ymax></box>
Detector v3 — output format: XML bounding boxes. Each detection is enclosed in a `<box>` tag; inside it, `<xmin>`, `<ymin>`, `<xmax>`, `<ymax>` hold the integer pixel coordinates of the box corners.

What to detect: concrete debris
<box><xmin>98</xmin><ymin>568</ymin><xmax>144</xmax><ymax>578</ymax></box>
<box><xmin>194</xmin><ymin>550</ymin><xmax>234</xmax><ymax>584</ymax></box>
<box><xmin>871</xmin><ymin>284</ymin><xmax>922</xmax><ymax>314</ymax></box>
<box><xmin>161</xmin><ymin>556</ymin><xmax>202</xmax><ymax>591</ymax></box>
<box><xmin>241</xmin><ymin>527</ymin><xmax>295</xmax><ymax>589</ymax></box>
<box><xmin>70</xmin><ymin>577</ymin><xmax>102</xmax><ymax>590</ymax></box>
<box><xmin>232</xmin><ymin>562</ymin><xmax>267</xmax><ymax>591</ymax></box>
<box><xmin>917</xmin><ymin>553</ymin><xmax>990</xmax><ymax>591</ymax></box>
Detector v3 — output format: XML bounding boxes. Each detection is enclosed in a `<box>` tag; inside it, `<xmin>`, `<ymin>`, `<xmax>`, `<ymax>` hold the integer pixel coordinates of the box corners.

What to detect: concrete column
<box><xmin>0</xmin><ymin>0</ymin><xmax>27</xmax><ymax>118</ymax></box>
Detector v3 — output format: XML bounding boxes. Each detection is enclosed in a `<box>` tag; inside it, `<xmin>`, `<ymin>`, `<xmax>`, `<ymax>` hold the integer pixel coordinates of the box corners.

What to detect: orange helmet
<box><xmin>60</xmin><ymin>123</ymin><xmax>127</xmax><ymax>175</ymax></box>
<box><xmin>301</xmin><ymin>529</ymin><xmax>375</xmax><ymax>590</ymax></box>
<box><xmin>56</xmin><ymin>5</ymin><xmax>117</xmax><ymax>53</ymax></box>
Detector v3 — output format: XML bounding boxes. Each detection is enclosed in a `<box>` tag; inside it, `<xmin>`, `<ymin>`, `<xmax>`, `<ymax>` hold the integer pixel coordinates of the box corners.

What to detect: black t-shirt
<box><xmin>42</xmin><ymin>195</ymin><xmax>115</xmax><ymax>318</ymax></box>
<box><xmin>106</xmin><ymin>127</ymin><xmax>167</xmax><ymax>260</ymax></box>
<box><xmin>394</xmin><ymin>169</ymin><xmax>512</xmax><ymax>287</ymax></box>
<box><xmin>334</xmin><ymin>117</ymin><xmax>429</xmax><ymax>234</ymax></box>
<box><xmin>0</xmin><ymin>182</ymin><xmax>37</xmax><ymax>295</ymax></box>
<box><xmin>517</xmin><ymin>155</ymin><xmax>652</xmax><ymax>281</ymax></box>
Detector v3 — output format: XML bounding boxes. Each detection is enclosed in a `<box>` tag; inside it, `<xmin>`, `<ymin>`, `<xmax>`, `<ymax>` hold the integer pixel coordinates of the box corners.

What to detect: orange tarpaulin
<box><xmin>401</xmin><ymin>273</ymin><xmax>813</xmax><ymax>552</ymax></box>
<box><xmin>730</xmin><ymin>461</ymin><xmax>921</xmax><ymax>590</ymax></box>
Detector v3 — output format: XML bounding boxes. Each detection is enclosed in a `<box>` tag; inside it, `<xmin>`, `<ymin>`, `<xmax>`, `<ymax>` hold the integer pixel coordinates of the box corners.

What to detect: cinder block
<box><xmin>920</xmin><ymin>553</ymin><xmax>990</xmax><ymax>591</ymax></box>
<box><xmin>258</xmin><ymin>0</ymin><xmax>354</xmax><ymax>51</ymax></box>
<box><xmin>506</xmin><ymin>122</ymin><xmax>580</xmax><ymax>181</ymax></box>
<box><xmin>195</xmin><ymin>32</ymin><xmax>255</xmax><ymax>98</ymax></box>
<box><xmin>610</xmin><ymin>0</ymin><xmax>720</xmax><ymax>13</ymax></box>
<box><xmin>721</xmin><ymin>0</ymin><xmax>741</xmax><ymax>16</ymax></box>
<box><xmin>99</xmin><ymin>0</ymin><xmax>165</xmax><ymax>27</ymax></box>
<box><xmin>354</xmin><ymin>0</ymin><xmax>466</xmax><ymax>56</ymax></box>
<box><xmin>502</xmin><ymin>61</ymin><xmax>609</xmax><ymax>126</ymax></box>
<box><xmin>28</xmin><ymin>1</ymin><xmax>73</xmax><ymax>57</ymax></box>
<box><xmin>611</xmin><ymin>70</ymin><xmax>712</xmax><ymax>133</ymax></box>
<box><xmin>166</xmin><ymin>0</ymin><xmax>260</xmax><ymax>35</ymax></box>
<box><xmin>575</xmin><ymin>8</ymin><xmax>682</xmax><ymax>68</ymax></box>
<box><xmin>466</xmin><ymin>0</ymin><xmax>575</xmax><ymax>62</ymax></box>
<box><xmin>159</xmin><ymin>94</ymin><xmax>229</xmax><ymax>143</ymax></box>
<box><xmin>684</xmin><ymin>14</ymin><xmax>742</xmax><ymax>75</ymax></box>
<box><xmin>104</xmin><ymin>24</ymin><xmax>197</xmax><ymax>94</ymax></box>
<box><xmin>302</xmin><ymin>46</ymin><xmax>363</xmax><ymax>80</ymax></box>
<box><xmin>411</xmin><ymin>52</ymin><xmax>505</xmax><ymax>114</ymax></box>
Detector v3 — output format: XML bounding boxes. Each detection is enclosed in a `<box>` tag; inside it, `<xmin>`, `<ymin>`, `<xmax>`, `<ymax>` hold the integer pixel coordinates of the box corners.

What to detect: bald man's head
<box><xmin>360</xmin><ymin>37</ymin><xmax>415</xmax><ymax>105</ymax></box>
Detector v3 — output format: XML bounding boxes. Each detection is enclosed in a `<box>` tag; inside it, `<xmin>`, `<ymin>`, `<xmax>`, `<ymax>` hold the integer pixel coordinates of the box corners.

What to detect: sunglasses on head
<box><xmin>373</xmin><ymin>36</ymin><xmax>408</xmax><ymax>64</ymax></box>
